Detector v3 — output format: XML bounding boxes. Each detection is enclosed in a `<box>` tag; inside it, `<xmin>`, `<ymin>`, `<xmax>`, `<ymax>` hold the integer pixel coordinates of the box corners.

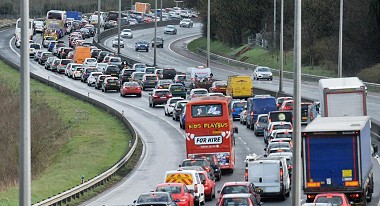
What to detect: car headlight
<box><xmin>269</xmin><ymin>72</ymin><xmax>273</xmax><ymax>76</ymax></box>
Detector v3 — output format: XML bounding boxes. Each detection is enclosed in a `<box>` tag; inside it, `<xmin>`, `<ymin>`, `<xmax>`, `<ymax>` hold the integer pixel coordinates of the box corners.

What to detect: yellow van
<box><xmin>226</xmin><ymin>75</ymin><xmax>253</xmax><ymax>99</ymax></box>
<box><xmin>74</xmin><ymin>46</ymin><xmax>91</xmax><ymax>64</ymax></box>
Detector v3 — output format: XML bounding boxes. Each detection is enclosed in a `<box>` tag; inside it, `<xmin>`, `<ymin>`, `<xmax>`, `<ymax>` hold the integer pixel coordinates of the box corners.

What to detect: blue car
<box><xmin>231</xmin><ymin>100</ymin><xmax>247</xmax><ymax>120</ymax></box>
<box><xmin>135</xmin><ymin>41</ymin><xmax>149</xmax><ymax>52</ymax></box>
<box><xmin>246</xmin><ymin>96</ymin><xmax>277</xmax><ymax>130</ymax></box>
<box><xmin>179</xmin><ymin>107</ymin><xmax>186</xmax><ymax>129</ymax></box>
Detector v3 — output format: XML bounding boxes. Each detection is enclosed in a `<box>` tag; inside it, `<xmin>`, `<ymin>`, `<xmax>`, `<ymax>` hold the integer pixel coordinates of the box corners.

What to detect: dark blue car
<box><xmin>246</xmin><ymin>96</ymin><xmax>277</xmax><ymax>130</ymax></box>
<box><xmin>231</xmin><ymin>100</ymin><xmax>247</xmax><ymax>120</ymax></box>
<box><xmin>135</xmin><ymin>41</ymin><xmax>149</xmax><ymax>52</ymax></box>
<box><xmin>48</xmin><ymin>41</ymin><xmax>57</xmax><ymax>52</ymax></box>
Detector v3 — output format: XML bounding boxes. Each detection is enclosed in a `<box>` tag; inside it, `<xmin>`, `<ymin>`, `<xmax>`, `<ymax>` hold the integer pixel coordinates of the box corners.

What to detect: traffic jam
<box><xmin>21</xmin><ymin>7</ymin><xmax>374</xmax><ymax>206</ymax></box>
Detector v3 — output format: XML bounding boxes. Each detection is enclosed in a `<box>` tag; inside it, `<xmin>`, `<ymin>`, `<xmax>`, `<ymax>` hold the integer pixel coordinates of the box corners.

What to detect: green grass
<box><xmin>0</xmin><ymin>61</ymin><xmax>131</xmax><ymax>205</ymax></box>
<box><xmin>187</xmin><ymin>37</ymin><xmax>336</xmax><ymax>77</ymax></box>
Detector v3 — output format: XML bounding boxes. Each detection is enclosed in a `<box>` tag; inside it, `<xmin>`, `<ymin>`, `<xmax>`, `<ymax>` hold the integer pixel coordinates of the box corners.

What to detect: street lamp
<box><xmin>338</xmin><ymin>0</ymin><xmax>343</xmax><ymax>77</ymax></box>
<box><xmin>279</xmin><ymin>0</ymin><xmax>284</xmax><ymax>93</ymax></box>
<box><xmin>153</xmin><ymin>0</ymin><xmax>157</xmax><ymax>66</ymax></box>
<box><xmin>97</xmin><ymin>0</ymin><xmax>101</xmax><ymax>43</ymax></box>
<box><xmin>117</xmin><ymin>0</ymin><xmax>121</xmax><ymax>55</ymax></box>
<box><xmin>206</xmin><ymin>0</ymin><xmax>210</xmax><ymax>68</ymax></box>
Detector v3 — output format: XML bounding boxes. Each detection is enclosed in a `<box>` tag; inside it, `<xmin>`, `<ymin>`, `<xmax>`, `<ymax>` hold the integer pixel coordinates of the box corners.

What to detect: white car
<box><xmin>34</xmin><ymin>21</ymin><xmax>45</xmax><ymax>33</ymax></box>
<box><xmin>164</xmin><ymin>97</ymin><xmax>184</xmax><ymax>116</ymax></box>
<box><xmin>87</xmin><ymin>72</ymin><xmax>104</xmax><ymax>86</ymax></box>
<box><xmin>83</xmin><ymin>58</ymin><xmax>97</xmax><ymax>67</ymax></box>
<box><xmin>112</xmin><ymin>38</ymin><xmax>124</xmax><ymax>48</ymax></box>
<box><xmin>239</xmin><ymin>107</ymin><xmax>247</xmax><ymax>125</ymax></box>
<box><xmin>187</xmin><ymin>88</ymin><xmax>208</xmax><ymax>100</ymax></box>
<box><xmin>65</xmin><ymin>63</ymin><xmax>82</xmax><ymax>77</ymax></box>
<box><xmin>120</xmin><ymin>29</ymin><xmax>133</xmax><ymax>38</ymax></box>
<box><xmin>29</xmin><ymin>43</ymin><xmax>41</xmax><ymax>57</ymax></box>
<box><xmin>96</xmin><ymin>63</ymin><xmax>108</xmax><ymax>73</ymax></box>
<box><xmin>72</xmin><ymin>67</ymin><xmax>84</xmax><ymax>80</ymax></box>
<box><xmin>179</xmin><ymin>18</ymin><xmax>193</xmax><ymax>28</ymax></box>
<box><xmin>208</xmin><ymin>92</ymin><xmax>225</xmax><ymax>97</ymax></box>
<box><xmin>252</xmin><ymin>66</ymin><xmax>273</xmax><ymax>81</ymax></box>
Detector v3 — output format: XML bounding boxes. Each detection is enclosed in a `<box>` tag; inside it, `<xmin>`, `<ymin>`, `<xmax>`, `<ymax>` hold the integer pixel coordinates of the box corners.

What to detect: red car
<box><xmin>155</xmin><ymin>183</ymin><xmax>194</xmax><ymax>206</ymax></box>
<box><xmin>198</xmin><ymin>170</ymin><xmax>216</xmax><ymax>201</ymax></box>
<box><xmin>217</xmin><ymin>182</ymin><xmax>261</xmax><ymax>205</ymax></box>
<box><xmin>313</xmin><ymin>193</ymin><xmax>352</xmax><ymax>206</ymax></box>
<box><xmin>209</xmin><ymin>80</ymin><xmax>227</xmax><ymax>94</ymax></box>
<box><xmin>149</xmin><ymin>89</ymin><xmax>172</xmax><ymax>107</ymax></box>
<box><xmin>120</xmin><ymin>81</ymin><xmax>142</xmax><ymax>97</ymax></box>
<box><xmin>279</xmin><ymin>100</ymin><xmax>294</xmax><ymax>111</ymax></box>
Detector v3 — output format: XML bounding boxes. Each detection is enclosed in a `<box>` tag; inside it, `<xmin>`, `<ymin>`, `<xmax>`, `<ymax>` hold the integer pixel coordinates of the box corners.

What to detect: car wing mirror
<box><xmin>233</xmin><ymin>127</ymin><xmax>238</xmax><ymax>134</ymax></box>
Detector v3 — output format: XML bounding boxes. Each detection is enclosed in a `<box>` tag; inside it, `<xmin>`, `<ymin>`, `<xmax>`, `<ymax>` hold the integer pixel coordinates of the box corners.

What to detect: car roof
<box><xmin>156</xmin><ymin>182</ymin><xmax>184</xmax><ymax>187</ymax></box>
<box><xmin>180</xmin><ymin>166</ymin><xmax>205</xmax><ymax>171</ymax></box>
<box><xmin>154</xmin><ymin>89</ymin><xmax>170</xmax><ymax>91</ymax></box>
<box><xmin>271</xmin><ymin>121</ymin><xmax>292</xmax><ymax>126</ymax></box>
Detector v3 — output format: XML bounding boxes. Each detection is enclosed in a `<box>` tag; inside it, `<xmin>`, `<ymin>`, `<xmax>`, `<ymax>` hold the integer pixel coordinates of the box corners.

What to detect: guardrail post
<box><xmin>81</xmin><ymin>175</ymin><xmax>85</xmax><ymax>184</ymax></box>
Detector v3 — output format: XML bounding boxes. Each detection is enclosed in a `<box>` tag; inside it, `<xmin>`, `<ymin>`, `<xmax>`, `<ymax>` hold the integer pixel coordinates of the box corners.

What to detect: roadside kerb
<box><xmin>0</xmin><ymin>52</ymin><xmax>140</xmax><ymax>206</ymax></box>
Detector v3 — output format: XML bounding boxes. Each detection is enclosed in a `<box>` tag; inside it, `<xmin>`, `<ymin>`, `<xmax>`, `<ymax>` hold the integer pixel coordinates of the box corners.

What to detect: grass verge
<box><xmin>64</xmin><ymin>139</ymin><xmax>143</xmax><ymax>206</ymax></box>
<box><xmin>0</xmin><ymin>61</ymin><xmax>132</xmax><ymax>205</ymax></box>
<box><xmin>187</xmin><ymin>37</ymin><xmax>336</xmax><ymax>77</ymax></box>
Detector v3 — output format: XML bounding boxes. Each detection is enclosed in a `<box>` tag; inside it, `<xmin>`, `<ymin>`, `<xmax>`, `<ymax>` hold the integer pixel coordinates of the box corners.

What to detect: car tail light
<box><xmin>232</xmin><ymin>109</ymin><xmax>235</xmax><ymax>112</ymax></box>
<box><xmin>169</xmin><ymin>104</ymin><xmax>174</xmax><ymax>107</ymax></box>
<box><xmin>194</xmin><ymin>184</ymin><xmax>198</xmax><ymax>193</ymax></box>
<box><xmin>350</xmin><ymin>193</ymin><xmax>360</xmax><ymax>198</ymax></box>
<box><xmin>251</xmin><ymin>111</ymin><xmax>254</xmax><ymax>116</ymax></box>
<box><xmin>167</xmin><ymin>94</ymin><xmax>172</xmax><ymax>98</ymax></box>
<box><xmin>245</xmin><ymin>169</ymin><xmax>248</xmax><ymax>181</ymax></box>
<box><xmin>205</xmin><ymin>167</ymin><xmax>210</xmax><ymax>172</ymax></box>
<box><xmin>179</xmin><ymin>198</ymin><xmax>187</xmax><ymax>202</ymax></box>
<box><xmin>153</xmin><ymin>95</ymin><xmax>159</xmax><ymax>98</ymax></box>
<box><xmin>280</xmin><ymin>168</ymin><xmax>284</xmax><ymax>182</ymax></box>
<box><xmin>307</xmin><ymin>195</ymin><xmax>315</xmax><ymax>199</ymax></box>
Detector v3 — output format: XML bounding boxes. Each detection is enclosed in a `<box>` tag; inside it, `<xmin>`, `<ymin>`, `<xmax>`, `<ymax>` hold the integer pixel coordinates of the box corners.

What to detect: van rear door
<box><xmin>248</xmin><ymin>161</ymin><xmax>281</xmax><ymax>193</ymax></box>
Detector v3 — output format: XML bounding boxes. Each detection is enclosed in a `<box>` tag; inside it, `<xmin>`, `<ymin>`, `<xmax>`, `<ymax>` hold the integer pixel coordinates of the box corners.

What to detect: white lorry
<box><xmin>319</xmin><ymin>77</ymin><xmax>367</xmax><ymax>117</ymax></box>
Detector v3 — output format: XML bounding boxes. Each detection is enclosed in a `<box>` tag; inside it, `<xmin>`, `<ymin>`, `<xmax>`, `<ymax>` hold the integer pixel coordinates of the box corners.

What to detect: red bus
<box><xmin>185</xmin><ymin>96</ymin><xmax>237</xmax><ymax>172</ymax></box>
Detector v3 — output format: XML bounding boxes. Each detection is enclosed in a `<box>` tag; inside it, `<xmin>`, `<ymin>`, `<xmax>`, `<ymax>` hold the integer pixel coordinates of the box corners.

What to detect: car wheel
<box><xmin>146</xmin><ymin>49</ymin><xmax>149</xmax><ymax>52</ymax></box>
<box><xmin>164</xmin><ymin>110</ymin><xmax>168</xmax><ymax>116</ymax></box>
<box><xmin>246</xmin><ymin>121</ymin><xmax>250</xmax><ymax>128</ymax></box>
<box><xmin>149</xmin><ymin>102</ymin><xmax>152</xmax><ymax>107</ymax></box>
<box><xmin>152</xmin><ymin>103</ymin><xmax>155</xmax><ymax>108</ymax></box>
<box><xmin>250</xmin><ymin>123</ymin><xmax>254</xmax><ymax>130</ymax></box>
<box><xmin>172</xmin><ymin>115</ymin><xmax>175</xmax><ymax>120</ymax></box>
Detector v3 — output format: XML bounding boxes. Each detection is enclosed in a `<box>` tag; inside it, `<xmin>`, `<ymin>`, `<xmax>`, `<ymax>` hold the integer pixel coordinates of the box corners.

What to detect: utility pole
<box><xmin>160</xmin><ymin>0</ymin><xmax>163</xmax><ymax>22</ymax></box>
<box><xmin>153</xmin><ymin>0</ymin><xmax>157</xmax><ymax>66</ymax></box>
<box><xmin>117</xmin><ymin>0</ymin><xmax>121</xmax><ymax>55</ymax></box>
<box><xmin>279</xmin><ymin>0</ymin><xmax>284</xmax><ymax>93</ymax></box>
<box><xmin>206</xmin><ymin>0</ymin><xmax>210</xmax><ymax>68</ymax></box>
<box><xmin>273</xmin><ymin>0</ymin><xmax>277</xmax><ymax>50</ymax></box>
<box><xmin>97</xmin><ymin>0</ymin><xmax>101</xmax><ymax>43</ymax></box>
<box><xmin>338</xmin><ymin>0</ymin><xmax>343</xmax><ymax>78</ymax></box>
<box><xmin>292</xmin><ymin>0</ymin><xmax>302</xmax><ymax>205</ymax></box>
<box><xmin>19</xmin><ymin>0</ymin><xmax>31</xmax><ymax>204</ymax></box>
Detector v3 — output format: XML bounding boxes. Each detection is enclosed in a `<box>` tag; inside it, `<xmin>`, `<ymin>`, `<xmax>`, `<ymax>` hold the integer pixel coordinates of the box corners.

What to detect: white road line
<box><xmin>237</xmin><ymin>136</ymin><xmax>250</xmax><ymax>151</ymax></box>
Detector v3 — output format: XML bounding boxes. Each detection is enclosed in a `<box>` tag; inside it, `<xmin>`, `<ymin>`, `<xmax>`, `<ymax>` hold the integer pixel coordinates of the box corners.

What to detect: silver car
<box><xmin>252</xmin><ymin>66</ymin><xmax>273</xmax><ymax>81</ymax></box>
<box><xmin>179</xmin><ymin>18</ymin><xmax>193</xmax><ymax>28</ymax></box>
<box><xmin>112</xmin><ymin>38</ymin><xmax>124</xmax><ymax>48</ymax></box>
<box><xmin>164</xmin><ymin>25</ymin><xmax>177</xmax><ymax>35</ymax></box>
<box><xmin>120</xmin><ymin>29</ymin><xmax>133</xmax><ymax>38</ymax></box>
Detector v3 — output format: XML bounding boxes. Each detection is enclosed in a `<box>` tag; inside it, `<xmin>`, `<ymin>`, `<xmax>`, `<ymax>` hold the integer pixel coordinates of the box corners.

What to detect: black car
<box><xmin>91</xmin><ymin>49</ymin><xmax>102</xmax><ymax>58</ymax></box>
<box><xmin>190</xmin><ymin>154</ymin><xmax>222</xmax><ymax>181</ymax></box>
<box><xmin>104</xmin><ymin>65</ymin><xmax>120</xmax><ymax>77</ymax></box>
<box><xmin>133</xmin><ymin>192</ymin><xmax>177</xmax><ymax>206</ymax></box>
<box><xmin>101</xmin><ymin>77</ymin><xmax>120</xmax><ymax>92</ymax></box>
<box><xmin>59</xmin><ymin>47</ymin><xmax>73</xmax><ymax>59</ymax></box>
<box><xmin>162</xmin><ymin>67</ymin><xmax>177</xmax><ymax>79</ymax></box>
<box><xmin>95</xmin><ymin>75</ymin><xmax>111</xmax><ymax>89</ymax></box>
<box><xmin>119</xmin><ymin>68</ymin><xmax>136</xmax><ymax>84</ymax></box>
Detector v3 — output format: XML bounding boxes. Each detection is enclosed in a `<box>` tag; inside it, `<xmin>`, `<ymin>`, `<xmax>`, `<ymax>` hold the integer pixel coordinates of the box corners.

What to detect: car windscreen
<box><xmin>182</xmin><ymin>160</ymin><xmax>206</xmax><ymax>167</ymax></box>
<box><xmin>221</xmin><ymin>186</ymin><xmax>249</xmax><ymax>194</ymax></box>
<box><xmin>87</xmin><ymin>58</ymin><xmax>96</xmax><ymax>62</ymax></box>
<box><xmin>163</xmin><ymin>69</ymin><xmax>176</xmax><ymax>75</ymax></box>
<box><xmin>42</xmin><ymin>53</ymin><xmax>52</xmax><ymax>57</ymax></box>
<box><xmin>124</xmin><ymin>82</ymin><xmax>140</xmax><ymax>87</ymax></box>
<box><xmin>145</xmin><ymin>76</ymin><xmax>157</xmax><ymax>80</ymax></box>
<box><xmin>233</xmin><ymin>102</ymin><xmax>246</xmax><ymax>108</ymax></box>
<box><xmin>171</xmin><ymin>85</ymin><xmax>185</xmax><ymax>91</ymax></box>
<box><xmin>137</xmin><ymin>194</ymin><xmax>168</xmax><ymax>203</ymax></box>
<box><xmin>192</xmin><ymin>104</ymin><xmax>222</xmax><ymax>117</ymax></box>
<box><xmin>273</xmin><ymin>124</ymin><xmax>292</xmax><ymax>130</ymax></box>
<box><xmin>110</xmin><ymin>58</ymin><xmax>121</xmax><ymax>62</ymax></box>
<box><xmin>177</xmin><ymin>75</ymin><xmax>185</xmax><ymax>80</ymax></box>
<box><xmin>276</xmin><ymin>132</ymin><xmax>293</xmax><ymax>138</ymax></box>
<box><xmin>106</xmin><ymin>67</ymin><xmax>119</xmax><ymax>72</ymax></box>
<box><xmin>146</xmin><ymin>68</ymin><xmax>155</xmax><ymax>74</ymax></box>
<box><xmin>61</xmin><ymin>60</ymin><xmax>72</xmax><ymax>65</ymax></box>
<box><xmin>258</xmin><ymin>116</ymin><xmax>268</xmax><ymax>123</ymax></box>
<box><xmin>156</xmin><ymin>186</ymin><xmax>181</xmax><ymax>194</ymax></box>
<box><xmin>30</xmin><ymin>44</ymin><xmax>41</xmax><ymax>49</ymax></box>
<box><xmin>176</xmin><ymin>102</ymin><xmax>187</xmax><ymax>109</ymax></box>
<box><xmin>91</xmin><ymin>73</ymin><xmax>101</xmax><ymax>77</ymax></box>
<box><xmin>107</xmin><ymin>78</ymin><xmax>118</xmax><ymax>83</ymax></box>
<box><xmin>257</xmin><ymin>67</ymin><xmax>270</xmax><ymax>72</ymax></box>
<box><xmin>134</xmin><ymin>73</ymin><xmax>144</xmax><ymax>78</ymax></box>
<box><xmin>169</xmin><ymin>99</ymin><xmax>182</xmax><ymax>104</ymax></box>
<box><xmin>194</xmin><ymin>90</ymin><xmax>208</xmax><ymax>94</ymax></box>
<box><xmin>155</xmin><ymin>90</ymin><xmax>170</xmax><ymax>95</ymax></box>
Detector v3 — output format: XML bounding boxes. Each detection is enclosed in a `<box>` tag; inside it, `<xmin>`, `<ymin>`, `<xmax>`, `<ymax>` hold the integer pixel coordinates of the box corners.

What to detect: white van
<box><xmin>184</xmin><ymin>66</ymin><xmax>212</xmax><ymax>89</ymax></box>
<box><xmin>247</xmin><ymin>156</ymin><xmax>290</xmax><ymax>200</ymax></box>
<box><xmin>164</xmin><ymin>169</ymin><xmax>205</xmax><ymax>205</ymax></box>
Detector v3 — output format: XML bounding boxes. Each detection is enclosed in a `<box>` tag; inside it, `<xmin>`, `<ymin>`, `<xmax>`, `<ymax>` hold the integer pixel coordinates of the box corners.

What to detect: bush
<box><xmin>357</xmin><ymin>64</ymin><xmax>380</xmax><ymax>83</ymax></box>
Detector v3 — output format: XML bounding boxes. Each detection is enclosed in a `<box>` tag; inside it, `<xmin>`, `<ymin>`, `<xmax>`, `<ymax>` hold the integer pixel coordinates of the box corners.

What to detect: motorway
<box><xmin>0</xmin><ymin>23</ymin><xmax>379</xmax><ymax>206</ymax></box>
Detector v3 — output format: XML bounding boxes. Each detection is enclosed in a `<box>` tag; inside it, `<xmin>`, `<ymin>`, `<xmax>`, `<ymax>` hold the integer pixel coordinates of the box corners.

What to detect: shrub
<box><xmin>357</xmin><ymin>64</ymin><xmax>380</xmax><ymax>83</ymax></box>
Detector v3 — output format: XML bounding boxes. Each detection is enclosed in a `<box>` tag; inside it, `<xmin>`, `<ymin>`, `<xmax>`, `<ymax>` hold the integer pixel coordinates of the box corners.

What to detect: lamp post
<box><xmin>273</xmin><ymin>0</ymin><xmax>277</xmax><ymax>50</ymax></box>
<box><xmin>206</xmin><ymin>0</ymin><xmax>210</xmax><ymax>68</ymax></box>
<box><xmin>97</xmin><ymin>0</ymin><xmax>101</xmax><ymax>42</ymax></box>
<box><xmin>338</xmin><ymin>0</ymin><xmax>343</xmax><ymax>77</ymax></box>
<box><xmin>153</xmin><ymin>0</ymin><xmax>157</xmax><ymax>66</ymax></box>
<box><xmin>19</xmin><ymin>0</ymin><xmax>31</xmax><ymax>204</ymax></box>
<box><xmin>279</xmin><ymin>0</ymin><xmax>284</xmax><ymax>93</ymax></box>
<box><xmin>160</xmin><ymin>0</ymin><xmax>163</xmax><ymax>22</ymax></box>
<box><xmin>292</xmin><ymin>0</ymin><xmax>302</xmax><ymax>205</ymax></box>
<box><xmin>117</xmin><ymin>0</ymin><xmax>121</xmax><ymax>55</ymax></box>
